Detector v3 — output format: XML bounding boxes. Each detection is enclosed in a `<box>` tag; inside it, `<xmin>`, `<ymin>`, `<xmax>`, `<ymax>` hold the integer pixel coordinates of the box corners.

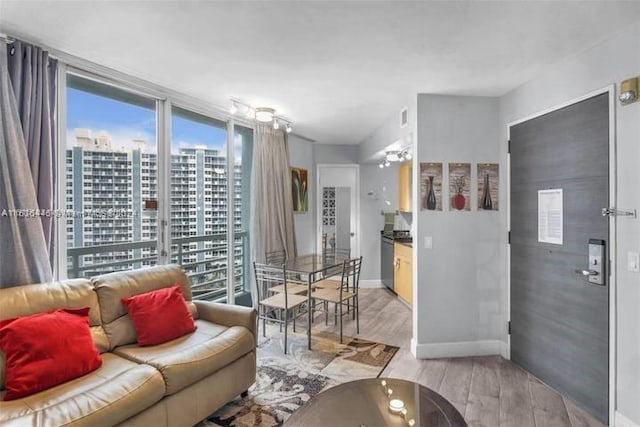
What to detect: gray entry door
<box><xmin>510</xmin><ymin>93</ymin><xmax>609</xmax><ymax>423</ymax></box>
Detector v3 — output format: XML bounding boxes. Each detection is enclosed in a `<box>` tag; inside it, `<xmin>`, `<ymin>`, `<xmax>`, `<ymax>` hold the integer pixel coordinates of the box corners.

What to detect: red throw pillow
<box><xmin>122</xmin><ymin>284</ymin><xmax>196</xmax><ymax>346</ymax></box>
<box><xmin>0</xmin><ymin>307</ymin><xmax>103</xmax><ymax>401</ymax></box>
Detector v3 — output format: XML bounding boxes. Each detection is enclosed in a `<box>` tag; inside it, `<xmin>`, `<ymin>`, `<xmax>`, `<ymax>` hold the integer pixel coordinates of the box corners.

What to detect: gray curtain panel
<box><xmin>250</xmin><ymin>124</ymin><xmax>297</xmax><ymax>302</ymax></box>
<box><xmin>7</xmin><ymin>40</ymin><xmax>57</xmax><ymax>265</ymax></box>
<box><xmin>0</xmin><ymin>43</ymin><xmax>54</xmax><ymax>287</ymax></box>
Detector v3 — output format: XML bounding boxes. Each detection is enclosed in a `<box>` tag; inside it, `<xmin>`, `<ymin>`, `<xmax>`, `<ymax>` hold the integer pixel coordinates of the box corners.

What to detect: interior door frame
<box><xmin>505</xmin><ymin>86</ymin><xmax>617</xmax><ymax>423</ymax></box>
<box><xmin>315</xmin><ymin>163</ymin><xmax>361</xmax><ymax>257</ymax></box>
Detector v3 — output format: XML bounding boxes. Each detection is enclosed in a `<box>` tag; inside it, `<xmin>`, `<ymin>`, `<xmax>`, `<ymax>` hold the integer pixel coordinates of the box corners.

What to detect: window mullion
<box><xmin>56</xmin><ymin>63</ymin><xmax>69</xmax><ymax>280</ymax></box>
<box><xmin>158</xmin><ymin>99</ymin><xmax>172</xmax><ymax>264</ymax></box>
<box><xmin>226</xmin><ymin>118</ymin><xmax>235</xmax><ymax>304</ymax></box>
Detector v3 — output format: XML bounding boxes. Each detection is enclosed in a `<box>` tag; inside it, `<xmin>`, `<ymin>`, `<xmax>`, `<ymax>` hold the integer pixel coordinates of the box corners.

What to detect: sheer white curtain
<box><xmin>0</xmin><ymin>43</ymin><xmax>54</xmax><ymax>287</ymax></box>
<box><xmin>250</xmin><ymin>124</ymin><xmax>297</xmax><ymax>302</ymax></box>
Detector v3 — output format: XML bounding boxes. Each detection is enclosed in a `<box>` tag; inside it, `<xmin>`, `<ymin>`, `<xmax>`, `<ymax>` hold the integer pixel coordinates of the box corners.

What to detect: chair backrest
<box><xmin>323</xmin><ymin>247</ymin><xmax>351</xmax><ymax>276</ymax></box>
<box><xmin>253</xmin><ymin>262</ymin><xmax>293</xmax><ymax>307</ymax></box>
<box><xmin>340</xmin><ymin>256</ymin><xmax>363</xmax><ymax>292</ymax></box>
<box><xmin>265</xmin><ymin>250</ymin><xmax>287</xmax><ymax>264</ymax></box>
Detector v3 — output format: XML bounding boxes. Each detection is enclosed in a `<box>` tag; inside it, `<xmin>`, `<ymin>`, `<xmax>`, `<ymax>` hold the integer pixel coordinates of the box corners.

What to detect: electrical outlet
<box><xmin>628</xmin><ymin>252</ymin><xmax>640</xmax><ymax>273</ymax></box>
<box><xmin>424</xmin><ymin>236</ymin><xmax>433</xmax><ymax>249</ymax></box>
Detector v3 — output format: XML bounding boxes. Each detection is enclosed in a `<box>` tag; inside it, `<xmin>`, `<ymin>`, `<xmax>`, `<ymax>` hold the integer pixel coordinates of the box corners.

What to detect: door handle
<box><xmin>575</xmin><ymin>269</ymin><xmax>599</xmax><ymax>277</ymax></box>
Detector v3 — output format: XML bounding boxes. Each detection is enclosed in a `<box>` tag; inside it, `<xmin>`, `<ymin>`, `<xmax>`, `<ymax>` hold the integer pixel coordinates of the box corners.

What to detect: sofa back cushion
<box><xmin>0</xmin><ymin>279</ymin><xmax>108</xmax><ymax>391</ymax></box>
<box><xmin>93</xmin><ymin>264</ymin><xmax>196</xmax><ymax>349</ymax></box>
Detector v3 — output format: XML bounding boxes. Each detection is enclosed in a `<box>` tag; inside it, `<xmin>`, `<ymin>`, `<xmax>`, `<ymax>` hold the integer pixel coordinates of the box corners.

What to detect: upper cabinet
<box><xmin>398</xmin><ymin>161</ymin><xmax>412</xmax><ymax>212</ymax></box>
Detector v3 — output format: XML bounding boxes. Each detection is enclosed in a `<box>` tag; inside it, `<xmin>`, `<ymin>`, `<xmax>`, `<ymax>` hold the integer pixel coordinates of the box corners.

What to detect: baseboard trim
<box><xmin>616</xmin><ymin>412</ymin><xmax>640</xmax><ymax>427</ymax></box>
<box><xmin>360</xmin><ymin>279</ymin><xmax>384</xmax><ymax>288</ymax></box>
<box><xmin>412</xmin><ymin>339</ymin><xmax>503</xmax><ymax>359</ymax></box>
<box><xmin>499</xmin><ymin>340</ymin><xmax>509</xmax><ymax>359</ymax></box>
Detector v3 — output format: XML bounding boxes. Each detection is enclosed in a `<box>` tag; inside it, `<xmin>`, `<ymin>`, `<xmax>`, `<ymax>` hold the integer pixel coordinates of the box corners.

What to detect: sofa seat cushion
<box><xmin>0</xmin><ymin>353</ymin><xmax>165</xmax><ymax>427</ymax></box>
<box><xmin>113</xmin><ymin>320</ymin><xmax>254</xmax><ymax>396</ymax></box>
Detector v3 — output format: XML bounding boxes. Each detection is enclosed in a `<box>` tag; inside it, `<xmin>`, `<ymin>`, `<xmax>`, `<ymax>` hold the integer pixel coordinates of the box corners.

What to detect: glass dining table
<box><xmin>267</xmin><ymin>253</ymin><xmax>350</xmax><ymax>350</ymax></box>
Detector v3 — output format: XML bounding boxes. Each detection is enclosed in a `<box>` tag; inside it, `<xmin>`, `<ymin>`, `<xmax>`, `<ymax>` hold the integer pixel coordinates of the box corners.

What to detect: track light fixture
<box><xmin>229</xmin><ymin>98</ymin><xmax>293</xmax><ymax>133</ymax></box>
<box><xmin>378</xmin><ymin>148</ymin><xmax>412</xmax><ymax>168</ymax></box>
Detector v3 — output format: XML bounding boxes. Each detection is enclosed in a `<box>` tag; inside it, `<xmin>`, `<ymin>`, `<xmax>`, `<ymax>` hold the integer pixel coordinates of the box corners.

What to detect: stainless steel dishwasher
<box><xmin>380</xmin><ymin>234</ymin><xmax>394</xmax><ymax>291</ymax></box>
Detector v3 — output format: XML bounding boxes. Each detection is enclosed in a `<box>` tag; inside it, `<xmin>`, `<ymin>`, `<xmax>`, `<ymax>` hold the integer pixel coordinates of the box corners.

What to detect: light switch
<box><xmin>628</xmin><ymin>252</ymin><xmax>640</xmax><ymax>273</ymax></box>
<box><xmin>424</xmin><ymin>236</ymin><xmax>433</xmax><ymax>249</ymax></box>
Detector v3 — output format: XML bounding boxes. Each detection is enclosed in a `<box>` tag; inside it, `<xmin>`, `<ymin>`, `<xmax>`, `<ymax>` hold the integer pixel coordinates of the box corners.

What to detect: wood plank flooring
<box><xmin>299</xmin><ymin>288</ymin><xmax>605</xmax><ymax>427</ymax></box>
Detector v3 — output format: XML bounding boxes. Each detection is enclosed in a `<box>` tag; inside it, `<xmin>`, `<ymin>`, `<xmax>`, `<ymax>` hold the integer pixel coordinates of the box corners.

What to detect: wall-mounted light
<box><xmin>619</xmin><ymin>76</ymin><xmax>639</xmax><ymax>105</ymax></box>
<box><xmin>229</xmin><ymin>101</ymin><xmax>238</xmax><ymax>115</ymax></box>
<box><xmin>285</xmin><ymin>124</ymin><xmax>292</xmax><ymax>133</ymax></box>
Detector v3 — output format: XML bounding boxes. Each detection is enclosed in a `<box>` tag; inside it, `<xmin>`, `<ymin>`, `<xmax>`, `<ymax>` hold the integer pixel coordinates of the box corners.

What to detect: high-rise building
<box><xmin>66</xmin><ymin>129</ymin><xmax>243</xmax><ymax>294</ymax></box>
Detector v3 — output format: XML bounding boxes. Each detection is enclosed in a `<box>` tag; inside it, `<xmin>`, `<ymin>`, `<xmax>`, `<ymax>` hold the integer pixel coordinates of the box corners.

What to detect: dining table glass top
<box><xmin>267</xmin><ymin>253</ymin><xmax>350</xmax><ymax>275</ymax></box>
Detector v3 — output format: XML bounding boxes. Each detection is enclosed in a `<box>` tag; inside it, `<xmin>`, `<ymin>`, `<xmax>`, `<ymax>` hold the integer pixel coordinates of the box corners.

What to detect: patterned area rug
<box><xmin>199</xmin><ymin>327</ymin><xmax>399</xmax><ymax>427</ymax></box>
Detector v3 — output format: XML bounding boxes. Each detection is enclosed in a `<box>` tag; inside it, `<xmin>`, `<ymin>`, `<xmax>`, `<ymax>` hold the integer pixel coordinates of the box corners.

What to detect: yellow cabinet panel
<box><xmin>398</xmin><ymin>161</ymin><xmax>412</xmax><ymax>213</ymax></box>
<box><xmin>394</xmin><ymin>242</ymin><xmax>413</xmax><ymax>306</ymax></box>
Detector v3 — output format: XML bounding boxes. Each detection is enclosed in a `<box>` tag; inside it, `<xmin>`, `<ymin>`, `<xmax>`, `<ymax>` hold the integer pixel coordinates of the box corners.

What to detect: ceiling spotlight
<box><xmin>245</xmin><ymin>107</ymin><xmax>255</xmax><ymax>119</ymax></box>
<box><xmin>255</xmin><ymin>107</ymin><xmax>275</xmax><ymax>122</ymax></box>
<box><xmin>379</xmin><ymin>162</ymin><xmax>385</xmax><ymax>169</ymax></box>
<box><xmin>229</xmin><ymin>102</ymin><xmax>238</xmax><ymax>115</ymax></box>
<box><xmin>404</xmin><ymin>151</ymin><xmax>412</xmax><ymax>160</ymax></box>
<box><xmin>285</xmin><ymin>124</ymin><xmax>292</xmax><ymax>133</ymax></box>
<box><xmin>384</xmin><ymin>160</ymin><xmax>391</xmax><ymax>167</ymax></box>
<box><xmin>273</xmin><ymin>118</ymin><xmax>280</xmax><ymax>130</ymax></box>
<box><xmin>385</xmin><ymin>151</ymin><xmax>401</xmax><ymax>162</ymax></box>
<box><xmin>619</xmin><ymin>76</ymin><xmax>639</xmax><ymax>105</ymax></box>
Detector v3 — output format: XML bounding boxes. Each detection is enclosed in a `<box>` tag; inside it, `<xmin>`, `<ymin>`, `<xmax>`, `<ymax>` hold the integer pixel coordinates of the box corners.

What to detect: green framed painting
<box><xmin>291</xmin><ymin>167</ymin><xmax>309</xmax><ymax>213</ymax></box>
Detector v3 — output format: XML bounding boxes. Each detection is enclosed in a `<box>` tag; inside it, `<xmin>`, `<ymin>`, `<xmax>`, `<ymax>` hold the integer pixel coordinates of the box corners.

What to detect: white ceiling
<box><xmin>2</xmin><ymin>1</ymin><xmax>639</xmax><ymax>144</ymax></box>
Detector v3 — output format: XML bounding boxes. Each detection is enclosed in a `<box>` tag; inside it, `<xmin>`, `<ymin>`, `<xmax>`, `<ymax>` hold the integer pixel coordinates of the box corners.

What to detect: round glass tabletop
<box><xmin>284</xmin><ymin>378</ymin><xmax>467</xmax><ymax>427</ymax></box>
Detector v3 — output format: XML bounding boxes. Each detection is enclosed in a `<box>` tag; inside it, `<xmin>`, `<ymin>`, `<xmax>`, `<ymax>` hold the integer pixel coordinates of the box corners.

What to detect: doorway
<box><xmin>316</xmin><ymin>164</ymin><xmax>360</xmax><ymax>257</ymax></box>
<box><xmin>509</xmin><ymin>91</ymin><xmax>613</xmax><ymax>424</ymax></box>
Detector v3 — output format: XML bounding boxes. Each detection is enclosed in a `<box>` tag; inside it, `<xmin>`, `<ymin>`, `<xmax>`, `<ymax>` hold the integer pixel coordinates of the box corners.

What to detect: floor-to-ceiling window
<box><xmin>65</xmin><ymin>74</ymin><xmax>158</xmax><ymax>278</ymax></box>
<box><xmin>63</xmin><ymin>73</ymin><xmax>252</xmax><ymax>302</ymax></box>
<box><xmin>169</xmin><ymin>106</ymin><xmax>230</xmax><ymax>300</ymax></box>
<box><xmin>233</xmin><ymin>125</ymin><xmax>253</xmax><ymax>304</ymax></box>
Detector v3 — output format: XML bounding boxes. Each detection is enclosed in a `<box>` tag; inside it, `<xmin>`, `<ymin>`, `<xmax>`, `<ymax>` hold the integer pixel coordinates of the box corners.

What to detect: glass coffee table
<box><xmin>284</xmin><ymin>378</ymin><xmax>467</xmax><ymax>427</ymax></box>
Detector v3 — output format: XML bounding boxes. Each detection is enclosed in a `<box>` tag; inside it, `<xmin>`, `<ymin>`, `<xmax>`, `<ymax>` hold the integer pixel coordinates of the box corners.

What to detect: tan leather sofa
<box><xmin>0</xmin><ymin>264</ymin><xmax>257</xmax><ymax>427</ymax></box>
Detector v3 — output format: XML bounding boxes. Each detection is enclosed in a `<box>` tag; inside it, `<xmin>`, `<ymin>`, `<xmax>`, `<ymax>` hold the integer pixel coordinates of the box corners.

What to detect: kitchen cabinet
<box><xmin>394</xmin><ymin>242</ymin><xmax>413</xmax><ymax>306</ymax></box>
<box><xmin>398</xmin><ymin>161</ymin><xmax>412</xmax><ymax>212</ymax></box>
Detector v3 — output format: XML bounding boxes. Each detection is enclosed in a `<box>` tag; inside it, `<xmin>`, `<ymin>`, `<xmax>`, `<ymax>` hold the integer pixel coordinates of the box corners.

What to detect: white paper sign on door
<box><xmin>538</xmin><ymin>189</ymin><xmax>563</xmax><ymax>245</ymax></box>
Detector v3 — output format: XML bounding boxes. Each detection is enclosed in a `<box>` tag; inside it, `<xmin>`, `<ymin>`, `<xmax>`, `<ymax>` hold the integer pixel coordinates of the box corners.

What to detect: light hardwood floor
<box><xmin>301</xmin><ymin>288</ymin><xmax>605</xmax><ymax>427</ymax></box>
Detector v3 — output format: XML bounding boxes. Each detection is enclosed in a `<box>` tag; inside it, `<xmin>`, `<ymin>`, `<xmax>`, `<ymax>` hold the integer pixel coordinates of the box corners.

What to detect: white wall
<box><xmin>314</xmin><ymin>144</ymin><xmax>358</xmax><ymax>164</ymax></box>
<box><xmin>499</xmin><ymin>22</ymin><xmax>640</xmax><ymax>426</ymax></box>
<box><xmin>359</xmin><ymin>163</ymin><xmax>399</xmax><ymax>280</ymax></box>
<box><xmin>358</xmin><ymin>96</ymin><xmax>418</xmax><ymax>163</ymax></box>
<box><xmin>412</xmin><ymin>95</ymin><xmax>503</xmax><ymax>358</ymax></box>
<box><xmin>288</xmin><ymin>134</ymin><xmax>315</xmax><ymax>254</ymax></box>
<box><xmin>356</xmin><ymin>96</ymin><xmax>418</xmax><ymax>282</ymax></box>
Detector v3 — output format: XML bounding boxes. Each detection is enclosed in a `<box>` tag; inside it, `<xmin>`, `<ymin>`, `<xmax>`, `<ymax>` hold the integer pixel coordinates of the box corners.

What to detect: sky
<box><xmin>66</xmin><ymin>87</ymin><xmax>242</xmax><ymax>159</ymax></box>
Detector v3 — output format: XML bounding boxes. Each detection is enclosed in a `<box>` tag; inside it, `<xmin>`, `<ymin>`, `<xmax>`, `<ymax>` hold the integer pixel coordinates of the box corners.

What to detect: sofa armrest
<box><xmin>194</xmin><ymin>301</ymin><xmax>257</xmax><ymax>342</ymax></box>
